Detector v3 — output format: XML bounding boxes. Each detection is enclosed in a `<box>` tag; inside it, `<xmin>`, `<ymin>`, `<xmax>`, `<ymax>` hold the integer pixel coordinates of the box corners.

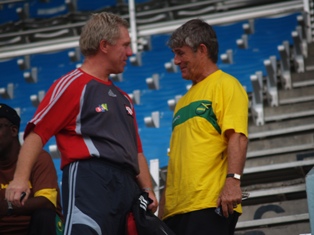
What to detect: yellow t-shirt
<box><xmin>164</xmin><ymin>70</ymin><xmax>248</xmax><ymax>219</ymax></box>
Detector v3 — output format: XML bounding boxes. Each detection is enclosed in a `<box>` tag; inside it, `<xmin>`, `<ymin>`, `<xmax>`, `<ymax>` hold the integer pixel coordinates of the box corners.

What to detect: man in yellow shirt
<box><xmin>158</xmin><ymin>19</ymin><xmax>249</xmax><ymax>235</ymax></box>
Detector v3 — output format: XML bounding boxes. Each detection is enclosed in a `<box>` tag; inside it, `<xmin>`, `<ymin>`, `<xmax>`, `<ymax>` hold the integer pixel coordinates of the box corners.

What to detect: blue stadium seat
<box><xmin>0</xmin><ymin>2</ymin><xmax>24</xmax><ymax>24</ymax></box>
<box><xmin>75</xmin><ymin>0</ymin><xmax>117</xmax><ymax>12</ymax></box>
<box><xmin>28</xmin><ymin>0</ymin><xmax>68</xmax><ymax>19</ymax></box>
<box><xmin>213</xmin><ymin>20</ymin><xmax>248</xmax><ymax>53</ymax></box>
<box><xmin>245</xmin><ymin>12</ymin><xmax>301</xmax><ymax>59</ymax></box>
<box><xmin>139</xmin><ymin>125</ymin><xmax>172</xmax><ymax>167</ymax></box>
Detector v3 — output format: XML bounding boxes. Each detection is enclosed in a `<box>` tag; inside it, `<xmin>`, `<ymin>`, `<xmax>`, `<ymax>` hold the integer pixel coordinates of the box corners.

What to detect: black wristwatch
<box><xmin>6</xmin><ymin>201</ymin><xmax>13</xmax><ymax>216</ymax></box>
<box><xmin>226</xmin><ymin>173</ymin><xmax>241</xmax><ymax>180</ymax></box>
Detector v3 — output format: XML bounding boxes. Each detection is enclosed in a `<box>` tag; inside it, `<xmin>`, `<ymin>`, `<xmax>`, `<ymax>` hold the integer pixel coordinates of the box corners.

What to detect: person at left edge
<box><xmin>5</xmin><ymin>12</ymin><xmax>158</xmax><ymax>235</ymax></box>
<box><xmin>0</xmin><ymin>103</ymin><xmax>63</xmax><ymax>235</ymax></box>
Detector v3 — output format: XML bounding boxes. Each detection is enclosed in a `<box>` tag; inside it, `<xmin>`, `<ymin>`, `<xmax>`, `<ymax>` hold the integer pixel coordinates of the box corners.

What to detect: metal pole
<box><xmin>128</xmin><ymin>0</ymin><xmax>138</xmax><ymax>54</ymax></box>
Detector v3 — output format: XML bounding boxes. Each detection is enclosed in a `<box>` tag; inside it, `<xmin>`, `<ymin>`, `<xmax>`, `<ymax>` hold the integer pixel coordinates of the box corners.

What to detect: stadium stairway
<box><xmin>235</xmin><ymin>41</ymin><xmax>314</xmax><ymax>235</ymax></box>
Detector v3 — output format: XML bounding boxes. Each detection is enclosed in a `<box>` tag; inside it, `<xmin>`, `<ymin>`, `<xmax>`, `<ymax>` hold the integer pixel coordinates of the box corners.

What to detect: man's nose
<box><xmin>173</xmin><ymin>55</ymin><xmax>180</xmax><ymax>65</ymax></box>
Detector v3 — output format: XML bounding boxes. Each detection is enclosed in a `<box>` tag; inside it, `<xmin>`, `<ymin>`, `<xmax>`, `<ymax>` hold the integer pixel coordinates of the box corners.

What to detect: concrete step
<box><xmin>247</xmin><ymin>142</ymin><xmax>314</xmax><ymax>158</ymax></box>
<box><xmin>236</xmin><ymin>198</ymin><xmax>310</xmax><ymax>235</ymax></box>
<box><xmin>236</xmin><ymin>214</ymin><xmax>309</xmax><ymax>234</ymax></box>
<box><xmin>279</xmin><ymin>85</ymin><xmax>314</xmax><ymax>105</ymax></box>
<box><xmin>249</xmin><ymin>122</ymin><xmax>314</xmax><ymax>139</ymax></box>
<box><xmin>242</xmin><ymin>183</ymin><xmax>306</xmax><ymax>205</ymax></box>
<box><xmin>245</xmin><ymin>151</ymin><xmax>299</xmax><ymax>168</ymax></box>
<box><xmin>242</xmin><ymin>158</ymin><xmax>314</xmax><ymax>187</ymax></box>
<box><xmin>249</xmin><ymin>116</ymin><xmax>314</xmax><ymax>139</ymax></box>
<box><xmin>307</xmin><ymin>41</ymin><xmax>314</xmax><ymax>56</ymax></box>
<box><xmin>263</xmin><ymin>101</ymin><xmax>314</xmax><ymax>122</ymax></box>
<box><xmin>235</xmin><ymin>221</ymin><xmax>310</xmax><ymax>235</ymax></box>
<box><xmin>291</xmin><ymin>69</ymin><xmax>314</xmax><ymax>88</ymax></box>
<box><xmin>249</xmin><ymin>123</ymin><xmax>314</xmax><ymax>139</ymax></box>
<box><xmin>237</xmin><ymin>213</ymin><xmax>309</xmax><ymax>230</ymax></box>
<box><xmin>247</xmin><ymin>133</ymin><xmax>314</xmax><ymax>158</ymax></box>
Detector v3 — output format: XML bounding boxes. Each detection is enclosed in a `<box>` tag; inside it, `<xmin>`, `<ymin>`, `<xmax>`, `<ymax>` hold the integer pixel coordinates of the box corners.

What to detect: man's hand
<box><xmin>147</xmin><ymin>190</ymin><xmax>158</xmax><ymax>213</ymax></box>
<box><xmin>5</xmin><ymin>180</ymin><xmax>30</xmax><ymax>207</ymax></box>
<box><xmin>216</xmin><ymin>178</ymin><xmax>242</xmax><ymax>218</ymax></box>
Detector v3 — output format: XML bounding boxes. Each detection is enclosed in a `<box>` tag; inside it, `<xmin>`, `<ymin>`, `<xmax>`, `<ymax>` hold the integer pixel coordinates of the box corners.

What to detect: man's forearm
<box><xmin>227</xmin><ymin>132</ymin><xmax>248</xmax><ymax>175</ymax></box>
<box><xmin>136</xmin><ymin>152</ymin><xmax>158</xmax><ymax>212</ymax></box>
<box><xmin>6</xmin><ymin>132</ymin><xmax>43</xmax><ymax>205</ymax></box>
<box><xmin>136</xmin><ymin>153</ymin><xmax>154</xmax><ymax>190</ymax></box>
<box><xmin>14</xmin><ymin>132</ymin><xmax>43</xmax><ymax>181</ymax></box>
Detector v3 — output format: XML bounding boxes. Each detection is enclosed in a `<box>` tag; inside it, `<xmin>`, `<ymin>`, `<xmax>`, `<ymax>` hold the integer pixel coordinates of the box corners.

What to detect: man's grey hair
<box><xmin>168</xmin><ymin>19</ymin><xmax>219</xmax><ymax>63</ymax></box>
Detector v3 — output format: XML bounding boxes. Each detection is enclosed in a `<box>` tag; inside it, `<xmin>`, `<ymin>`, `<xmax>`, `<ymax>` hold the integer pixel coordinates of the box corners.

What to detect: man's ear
<box><xmin>10</xmin><ymin>125</ymin><xmax>19</xmax><ymax>137</ymax></box>
<box><xmin>199</xmin><ymin>43</ymin><xmax>208</xmax><ymax>55</ymax></box>
<box><xmin>99</xmin><ymin>39</ymin><xmax>109</xmax><ymax>53</ymax></box>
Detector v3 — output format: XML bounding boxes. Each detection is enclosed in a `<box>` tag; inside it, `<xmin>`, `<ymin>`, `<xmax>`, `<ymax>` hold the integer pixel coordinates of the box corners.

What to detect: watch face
<box><xmin>234</xmin><ymin>174</ymin><xmax>241</xmax><ymax>180</ymax></box>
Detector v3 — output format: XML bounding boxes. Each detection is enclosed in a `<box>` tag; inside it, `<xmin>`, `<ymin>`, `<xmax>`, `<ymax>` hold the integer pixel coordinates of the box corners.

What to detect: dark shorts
<box><xmin>164</xmin><ymin>208</ymin><xmax>240</xmax><ymax>235</ymax></box>
<box><xmin>62</xmin><ymin>158</ymin><xmax>141</xmax><ymax>235</ymax></box>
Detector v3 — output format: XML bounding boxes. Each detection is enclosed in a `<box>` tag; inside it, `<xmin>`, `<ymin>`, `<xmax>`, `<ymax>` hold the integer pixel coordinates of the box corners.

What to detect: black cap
<box><xmin>0</xmin><ymin>103</ymin><xmax>20</xmax><ymax>128</ymax></box>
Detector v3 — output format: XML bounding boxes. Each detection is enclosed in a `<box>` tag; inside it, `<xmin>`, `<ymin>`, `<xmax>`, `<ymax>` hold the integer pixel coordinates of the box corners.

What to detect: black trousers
<box><xmin>164</xmin><ymin>208</ymin><xmax>239</xmax><ymax>235</ymax></box>
<box><xmin>28</xmin><ymin>208</ymin><xmax>60</xmax><ymax>235</ymax></box>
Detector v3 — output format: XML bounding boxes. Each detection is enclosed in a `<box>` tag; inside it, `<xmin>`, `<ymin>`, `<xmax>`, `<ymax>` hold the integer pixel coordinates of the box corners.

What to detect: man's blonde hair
<box><xmin>79</xmin><ymin>12</ymin><xmax>129</xmax><ymax>57</ymax></box>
